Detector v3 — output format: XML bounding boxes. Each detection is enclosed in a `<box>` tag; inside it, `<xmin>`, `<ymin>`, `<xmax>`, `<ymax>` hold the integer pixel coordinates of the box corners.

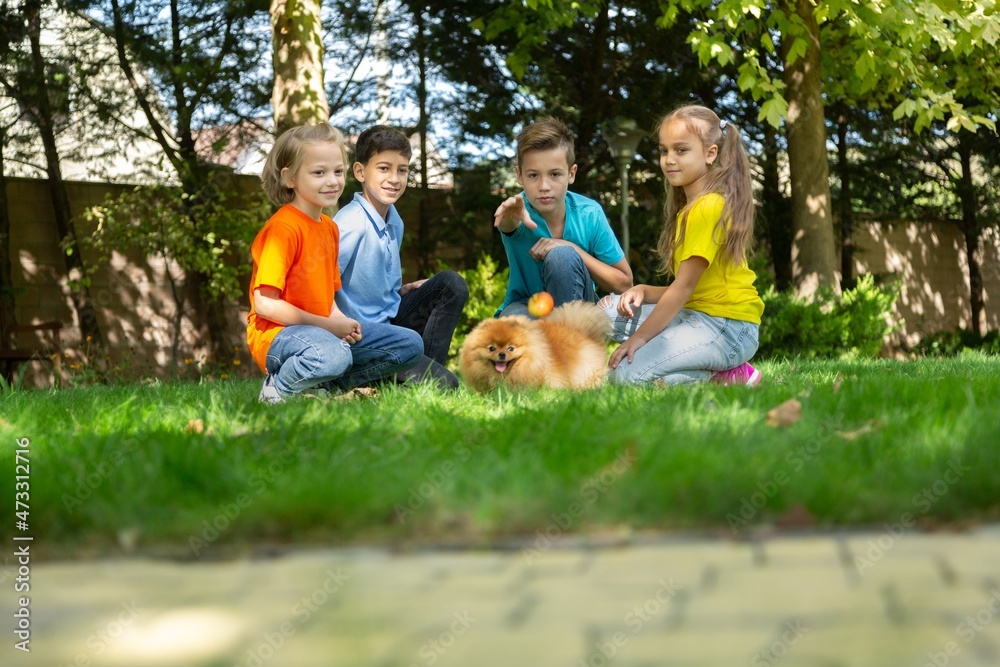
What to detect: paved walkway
<box><xmin>4</xmin><ymin>527</ymin><xmax>1000</xmax><ymax>667</ymax></box>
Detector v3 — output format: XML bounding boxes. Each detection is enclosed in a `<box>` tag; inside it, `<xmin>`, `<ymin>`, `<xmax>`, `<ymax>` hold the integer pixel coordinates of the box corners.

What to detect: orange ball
<box><xmin>527</xmin><ymin>291</ymin><xmax>554</xmax><ymax>317</ymax></box>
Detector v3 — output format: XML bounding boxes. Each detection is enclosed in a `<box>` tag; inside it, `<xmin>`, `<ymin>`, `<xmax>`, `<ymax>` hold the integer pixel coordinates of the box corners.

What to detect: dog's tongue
<box><xmin>494</xmin><ymin>361</ymin><xmax>508</xmax><ymax>373</ymax></box>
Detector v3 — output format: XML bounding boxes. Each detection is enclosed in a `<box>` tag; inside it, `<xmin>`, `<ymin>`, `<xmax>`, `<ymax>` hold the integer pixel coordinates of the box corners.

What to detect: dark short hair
<box><xmin>354</xmin><ymin>125</ymin><xmax>412</xmax><ymax>165</ymax></box>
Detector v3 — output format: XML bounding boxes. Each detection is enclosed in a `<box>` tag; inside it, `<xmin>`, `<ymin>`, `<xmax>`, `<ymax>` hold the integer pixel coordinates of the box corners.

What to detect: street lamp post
<box><xmin>603</xmin><ymin>117</ymin><xmax>646</xmax><ymax>261</ymax></box>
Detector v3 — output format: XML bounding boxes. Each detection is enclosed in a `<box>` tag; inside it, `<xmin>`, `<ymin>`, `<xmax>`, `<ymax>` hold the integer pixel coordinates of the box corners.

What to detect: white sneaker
<box><xmin>258</xmin><ymin>375</ymin><xmax>283</xmax><ymax>404</ymax></box>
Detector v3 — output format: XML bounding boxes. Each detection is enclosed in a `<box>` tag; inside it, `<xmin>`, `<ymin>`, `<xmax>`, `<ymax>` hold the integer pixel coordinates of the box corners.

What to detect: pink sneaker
<box><xmin>711</xmin><ymin>362</ymin><xmax>761</xmax><ymax>387</ymax></box>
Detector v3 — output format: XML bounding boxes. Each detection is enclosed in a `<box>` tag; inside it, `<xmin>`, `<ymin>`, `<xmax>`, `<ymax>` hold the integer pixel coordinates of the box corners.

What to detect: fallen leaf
<box><xmin>335</xmin><ymin>386</ymin><xmax>379</xmax><ymax>401</ymax></box>
<box><xmin>765</xmin><ymin>398</ymin><xmax>802</xmax><ymax>427</ymax></box>
<box><xmin>836</xmin><ymin>418</ymin><xmax>879</xmax><ymax>441</ymax></box>
<box><xmin>185</xmin><ymin>418</ymin><xmax>205</xmax><ymax>434</ymax></box>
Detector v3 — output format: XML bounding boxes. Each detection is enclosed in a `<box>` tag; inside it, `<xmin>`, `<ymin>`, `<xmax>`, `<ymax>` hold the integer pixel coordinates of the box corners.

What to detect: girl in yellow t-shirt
<box><xmin>600</xmin><ymin>105</ymin><xmax>764</xmax><ymax>386</ymax></box>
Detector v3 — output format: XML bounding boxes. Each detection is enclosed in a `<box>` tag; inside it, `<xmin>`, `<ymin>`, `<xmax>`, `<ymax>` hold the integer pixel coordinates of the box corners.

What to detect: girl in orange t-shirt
<box><xmin>247</xmin><ymin>123</ymin><xmax>421</xmax><ymax>403</ymax></box>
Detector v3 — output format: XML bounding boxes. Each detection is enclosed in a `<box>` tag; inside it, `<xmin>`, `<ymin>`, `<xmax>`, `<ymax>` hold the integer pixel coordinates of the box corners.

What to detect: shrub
<box><xmin>757</xmin><ymin>274</ymin><xmax>900</xmax><ymax>359</ymax></box>
<box><xmin>915</xmin><ymin>330</ymin><xmax>1000</xmax><ymax>357</ymax></box>
<box><xmin>445</xmin><ymin>254</ymin><xmax>509</xmax><ymax>363</ymax></box>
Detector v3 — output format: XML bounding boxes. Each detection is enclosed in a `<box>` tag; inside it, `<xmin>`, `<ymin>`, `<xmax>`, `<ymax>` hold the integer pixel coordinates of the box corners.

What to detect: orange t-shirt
<box><xmin>246</xmin><ymin>204</ymin><xmax>342</xmax><ymax>372</ymax></box>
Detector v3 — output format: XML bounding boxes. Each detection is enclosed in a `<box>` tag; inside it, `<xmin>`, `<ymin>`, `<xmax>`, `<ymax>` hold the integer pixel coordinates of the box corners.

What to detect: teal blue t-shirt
<box><xmin>497</xmin><ymin>190</ymin><xmax>624</xmax><ymax>314</ymax></box>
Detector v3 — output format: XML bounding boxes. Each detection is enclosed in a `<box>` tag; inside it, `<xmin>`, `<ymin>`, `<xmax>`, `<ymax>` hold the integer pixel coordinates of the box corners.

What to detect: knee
<box><xmin>438</xmin><ymin>270</ymin><xmax>469</xmax><ymax>303</ymax></box>
<box><xmin>597</xmin><ymin>294</ymin><xmax>619</xmax><ymax>313</ymax></box>
<box><xmin>543</xmin><ymin>245</ymin><xmax>584</xmax><ymax>270</ymax></box>
<box><xmin>401</xmin><ymin>329</ymin><xmax>424</xmax><ymax>366</ymax></box>
<box><xmin>317</xmin><ymin>339</ymin><xmax>353</xmax><ymax>377</ymax></box>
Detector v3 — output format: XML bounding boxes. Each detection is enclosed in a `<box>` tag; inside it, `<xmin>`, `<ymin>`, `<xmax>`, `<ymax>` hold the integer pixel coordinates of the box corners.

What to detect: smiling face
<box><xmin>658</xmin><ymin>119</ymin><xmax>718</xmax><ymax>200</ymax></box>
<box><xmin>284</xmin><ymin>142</ymin><xmax>347</xmax><ymax>220</ymax></box>
<box><xmin>354</xmin><ymin>149</ymin><xmax>410</xmax><ymax>218</ymax></box>
<box><xmin>516</xmin><ymin>147</ymin><xmax>578</xmax><ymax>225</ymax></box>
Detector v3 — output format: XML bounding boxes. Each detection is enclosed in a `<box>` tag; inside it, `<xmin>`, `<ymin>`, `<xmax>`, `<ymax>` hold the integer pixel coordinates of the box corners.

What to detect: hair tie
<box><xmin>719</xmin><ymin>119</ymin><xmax>728</xmax><ymax>131</ymax></box>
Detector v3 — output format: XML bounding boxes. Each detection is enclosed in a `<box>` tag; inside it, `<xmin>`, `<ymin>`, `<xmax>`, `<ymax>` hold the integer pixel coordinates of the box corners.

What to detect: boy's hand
<box><xmin>400</xmin><ymin>279</ymin><xmax>428</xmax><ymax>296</ymax></box>
<box><xmin>617</xmin><ymin>286</ymin><xmax>646</xmax><ymax>317</ymax></box>
<box><xmin>493</xmin><ymin>194</ymin><xmax>537</xmax><ymax>233</ymax></box>
<box><xmin>528</xmin><ymin>237</ymin><xmax>574</xmax><ymax>261</ymax></box>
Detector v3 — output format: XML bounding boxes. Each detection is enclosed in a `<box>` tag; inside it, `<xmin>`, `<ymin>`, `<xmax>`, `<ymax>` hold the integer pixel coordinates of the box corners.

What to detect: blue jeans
<box><xmin>600</xmin><ymin>294</ymin><xmax>759</xmax><ymax>385</ymax></box>
<box><xmin>500</xmin><ymin>246</ymin><xmax>597</xmax><ymax>317</ymax></box>
<box><xmin>265</xmin><ymin>323</ymin><xmax>422</xmax><ymax>396</ymax></box>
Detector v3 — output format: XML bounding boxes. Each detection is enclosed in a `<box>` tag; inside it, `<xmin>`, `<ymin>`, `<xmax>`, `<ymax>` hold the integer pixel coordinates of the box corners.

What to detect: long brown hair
<box><xmin>654</xmin><ymin>105</ymin><xmax>755</xmax><ymax>275</ymax></box>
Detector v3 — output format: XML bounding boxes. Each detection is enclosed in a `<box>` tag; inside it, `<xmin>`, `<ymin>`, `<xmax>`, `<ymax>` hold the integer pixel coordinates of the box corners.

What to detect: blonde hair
<box><xmin>261</xmin><ymin>123</ymin><xmax>348</xmax><ymax>206</ymax></box>
<box><xmin>654</xmin><ymin>105</ymin><xmax>755</xmax><ymax>275</ymax></box>
<box><xmin>515</xmin><ymin>116</ymin><xmax>575</xmax><ymax>169</ymax></box>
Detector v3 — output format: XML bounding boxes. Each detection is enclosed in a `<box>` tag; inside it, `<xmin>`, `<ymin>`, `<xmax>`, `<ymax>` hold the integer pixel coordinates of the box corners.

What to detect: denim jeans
<box><xmin>600</xmin><ymin>294</ymin><xmax>759</xmax><ymax>385</ymax></box>
<box><xmin>392</xmin><ymin>270</ymin><xmax>468</xmax><ymax>365</ymax></box>
<box><xmin>391</xmin><ymin>270</ymin><xmax>468</xmax><ymax>389</ymax></box>
<box><xmin>500</xmin><ymin>245</ymin><xmax>597</xmax><ymax>317</ymax></box>
<box><xmin>266</xmin><ymin>323</ymin><xmax>422</xmax><ymax>396</ymax></box>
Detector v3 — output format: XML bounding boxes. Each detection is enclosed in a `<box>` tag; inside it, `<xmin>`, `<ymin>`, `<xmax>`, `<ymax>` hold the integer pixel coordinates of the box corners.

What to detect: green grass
<box><xmin>1</xmin><ymin>354</ymin><xmax>998</xmax><ymax>559</ymax></box>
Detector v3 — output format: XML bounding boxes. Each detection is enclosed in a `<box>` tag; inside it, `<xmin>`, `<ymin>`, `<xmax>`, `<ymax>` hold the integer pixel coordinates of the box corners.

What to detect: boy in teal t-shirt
<box><xmin>493</xmin><ymin>117</ymin><xmax>633</xmax><ymax>316</ymax></box>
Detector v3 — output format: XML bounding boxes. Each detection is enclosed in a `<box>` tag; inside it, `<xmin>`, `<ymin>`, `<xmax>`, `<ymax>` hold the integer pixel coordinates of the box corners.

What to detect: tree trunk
<box><xmin>569</xmin><ymin>2</ymin><xmax>611</xmax><ymax>194</ymax></box>
<box><xmin>414</xmin><ymin>5</ymin><xmax>431</xmax><ymax>276</ymax></box>
<box><xmin>270</xmin><ymin>0</ymin><xmax>329</xmax><ymax>135</ymax></box>
<box><xmin>26</xmin><ymin>1</ymin><xmax>105</xmax><ymax>348</ymax></box>
<box><xmin>781</xmin><ymin>0</ymin><xmax>839</xmax><ymax>298</ymax></box>
<box><xmin>0</xmin><ymin>130</ymin><xmax>15</xmax><ymax>342</ymax></box>
<box><xmin>760</xmin><ymin>122</ymin><xmax>793</xmax><ymax>291</ymax></box>
<box><xmin>836</xmin><ymin>109</ymin><xmax>855</xmax><ymax>290</ymax></box>
<box><xmin>957</xmin><ymin>139</ymin><xmax>984</xmax><ymax>337</ymax></box>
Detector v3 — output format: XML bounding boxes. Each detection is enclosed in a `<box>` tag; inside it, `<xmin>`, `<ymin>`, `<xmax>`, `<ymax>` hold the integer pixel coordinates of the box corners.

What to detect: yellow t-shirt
<box><xmin>672</xmin><ymin>193</ymin><xmax>764</xmax><ymax>324</ymax></box>
<box><xmin>246</xmin><ymin>204</ymin><xmax>342</xmax><ymax>372</ymax></box>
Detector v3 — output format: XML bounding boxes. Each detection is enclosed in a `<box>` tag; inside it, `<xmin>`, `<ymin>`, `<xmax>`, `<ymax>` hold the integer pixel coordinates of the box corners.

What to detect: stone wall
<box><xmin>4</xmin><ymin>177</ymin><xmax>461</xmax><ymax>385</ymax></box>
<box><xmin>851</xmin><ymin>220</ymin><xmax>999</xmax><ymax>348</ymax></box>
<box><xmin>6</xmin><ymin>177</ymin><xmax>998</xmax><ymax>385</ymax></box>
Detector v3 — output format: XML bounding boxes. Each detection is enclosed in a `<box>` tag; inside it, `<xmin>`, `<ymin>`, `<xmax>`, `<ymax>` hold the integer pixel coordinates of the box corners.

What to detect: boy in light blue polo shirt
<box><xmin>336</xmin><ymin>125</ymin><xmax>468</xmax><ymax>389</ymax></box>
<box><xmin>493</xmin><ymin>117</ymin><xmax>633</xmax><ymax>316</ymax></box>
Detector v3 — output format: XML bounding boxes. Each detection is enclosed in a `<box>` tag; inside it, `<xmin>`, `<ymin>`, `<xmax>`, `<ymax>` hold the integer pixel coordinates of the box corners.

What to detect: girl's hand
<box><xmin>617</xmin><ymin>286</ymin><xmax>646</xmax><ymax>317</ymax></box>
<box><xmin>609</xmin><ymin>335</ymin><xmax>647</xmax><ymax>369</ymax></box>
<box><xmin>330</xmin><ymin>316</ymin><xmax>362</xmax><ymax>343</ymax></box>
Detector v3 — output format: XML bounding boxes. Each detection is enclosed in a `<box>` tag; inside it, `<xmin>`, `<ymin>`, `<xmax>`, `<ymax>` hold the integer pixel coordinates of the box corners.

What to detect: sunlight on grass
<box><xmin>1</xmin><ymin>354</ymin><xmax>998</xmax><ymax>556</ymax></box>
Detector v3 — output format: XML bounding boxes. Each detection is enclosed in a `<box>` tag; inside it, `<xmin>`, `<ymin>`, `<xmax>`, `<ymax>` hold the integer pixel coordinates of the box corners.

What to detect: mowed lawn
<box><xmin>1</xmin><ymin>355</ymin><xmax>998</xmax><ymax>559</ymax></box>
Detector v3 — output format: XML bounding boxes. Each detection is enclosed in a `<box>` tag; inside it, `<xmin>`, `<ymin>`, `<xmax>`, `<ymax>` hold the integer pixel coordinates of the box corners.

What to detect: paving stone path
<box><xmin>4</xmin><ymin>527</ymin><xmax>1000</xmax><ymax>667</ymax></box>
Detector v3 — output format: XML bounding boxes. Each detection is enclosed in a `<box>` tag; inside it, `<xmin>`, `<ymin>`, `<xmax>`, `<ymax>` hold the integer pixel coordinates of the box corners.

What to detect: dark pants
<box><xmin>391</xmin><ymin>270</ymin><xmax>468</xmax><ymax>389</ymax></box>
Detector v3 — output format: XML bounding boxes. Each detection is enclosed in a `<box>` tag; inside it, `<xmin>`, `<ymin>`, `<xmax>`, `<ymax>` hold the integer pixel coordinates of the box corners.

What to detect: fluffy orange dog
<box><xmin>459</xmin><ymin>301</ymin><xmax>612</xmax><ymax>392</ymax></box>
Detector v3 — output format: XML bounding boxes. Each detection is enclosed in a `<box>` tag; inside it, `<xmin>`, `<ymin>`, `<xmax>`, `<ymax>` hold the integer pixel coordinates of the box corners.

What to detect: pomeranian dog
<box><xmin>459</xmin><ymin>300</ymin><xmax>612</xmax><ymax>392</ymax></box>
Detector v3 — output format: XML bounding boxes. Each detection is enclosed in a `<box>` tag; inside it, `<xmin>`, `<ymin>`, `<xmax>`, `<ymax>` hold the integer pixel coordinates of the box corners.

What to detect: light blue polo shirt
<box><xmin>497</xmin><ymin>190</ymin><xmax>624</xmax><ymax>314</ymax></box>
<box><xmin>334</xmin><ymin>192</ymin><xmax>403</xmax><ymax>323</ymax></box>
